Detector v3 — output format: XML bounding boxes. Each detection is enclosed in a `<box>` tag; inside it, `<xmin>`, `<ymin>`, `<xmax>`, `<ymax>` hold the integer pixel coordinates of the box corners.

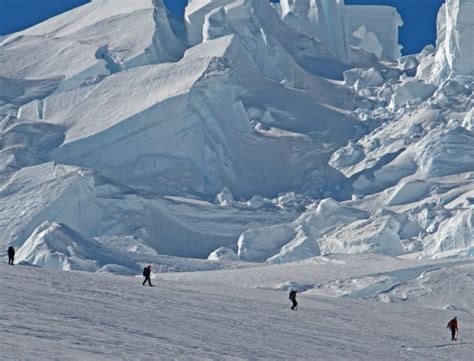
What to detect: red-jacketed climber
<box><xmin>447</xmin><ymin>317</ymin><xmax>458</xmax><ymax>341</ymax></box>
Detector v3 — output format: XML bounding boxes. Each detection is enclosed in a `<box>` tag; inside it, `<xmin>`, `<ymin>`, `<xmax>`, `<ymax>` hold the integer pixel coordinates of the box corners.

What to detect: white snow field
<box><xmin>1</xmin><ymin>256</ymin><xmax>474</xmax><ymax>360</ymax></box>
<box><xmin>0</xmin><ymin>0</ymin><xmax>474</xmax><ymax>358</ymax></box>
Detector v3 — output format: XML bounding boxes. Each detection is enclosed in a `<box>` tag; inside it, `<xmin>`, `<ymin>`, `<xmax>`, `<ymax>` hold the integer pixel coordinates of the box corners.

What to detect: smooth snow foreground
<box><xmin>1</xmin><ymin>256</ymin><xmax>473</xmax><ymax>360</ymax></box>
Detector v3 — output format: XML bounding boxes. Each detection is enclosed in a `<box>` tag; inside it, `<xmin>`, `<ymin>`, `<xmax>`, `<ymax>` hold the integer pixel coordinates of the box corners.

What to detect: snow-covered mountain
<box><xmin>1</xmin><ymin>0</ymin><xmax>473</xmax><ymax>273</ymax></box>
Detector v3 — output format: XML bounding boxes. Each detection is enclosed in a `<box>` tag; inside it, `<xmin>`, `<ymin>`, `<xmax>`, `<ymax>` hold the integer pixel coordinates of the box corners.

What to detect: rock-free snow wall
<box><xmin>0</xmin><ymin>0</ymin><xmax>473</xmax><ymax>273</ymax></box>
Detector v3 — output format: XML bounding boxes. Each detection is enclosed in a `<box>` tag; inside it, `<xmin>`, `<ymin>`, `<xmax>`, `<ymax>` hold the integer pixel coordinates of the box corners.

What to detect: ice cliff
<box><xmin>430</xmin><ymin>0</ymin><xmax>474</xmax><ymax>83</ymax></box>
<box><xmin>279</xmin><ymin>0</ymin><xmax>403</xmax><ymax>64</ymax></box>
<box><xmin>1</xmin><ymin>0</ymin><xmax>473</xmax><ymax>272</ymax></box>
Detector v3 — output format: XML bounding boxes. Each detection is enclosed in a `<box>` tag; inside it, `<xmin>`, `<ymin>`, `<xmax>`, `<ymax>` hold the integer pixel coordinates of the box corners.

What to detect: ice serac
<box><xmin>186</xmin><ymin>0</ymin><xmax>330</xmax><ymax>83</ymax></box>
<box><xmin>0</xmin><ymin>162</ymin><xmax>295</xmax><ymax>259</ymax></box>
<box><xmin>207</xmin><ymin>247</ymin><xmax>240</xmax><ymax>261</ymax></box>
<box><xmin>2</xmin><ymin>0</ymin><xmax>474</xmax><ymax>268</ymax></box>
<box><xmin>345</xmin><ymin>5</ymin><xmax>402</xmax><ymax>60</ymax></box>
<box><xmin>17</xmin><ymin>0</ymin><xmax>184</xmax><ymax>67</ymax></box>
<box><xmin>349</xmin><ymin>26</ymin><xmax>383</xmax><ymax>60</ymax></box>
<box><xmin>423</xmin><ymin>209</ymin><xmax>474</xmax><ymax>258</ymax></box>
<box><xmin>0</xmin><ymin>115</ymin><xmax>64</xmax><ymax>170</ymax></box>
<box><xmin>17</xmin><ymin>33</ymin><xmax>355</xmax><ymax>199</ymax></box>
<box><xmin>0</xmin><ymin>35</ymin><xmax>106</xmax><ymax>84</ymax></box>
<box><xmin>280</xmin><ymin>0</ymin><xmax>402</xmax><ymax>63</ymax></box>
<box><xmin>0</xmin><ymin>35</ymin><xmax>108</xmax><ymax>106</ymax></box>
<box><xmin>185</xmin><ymin>0</ymin><xmax>235</xmax><ymax>46</ymax></box>
<box><xmin>431</xmin><ymin>0</ymin><xmax>474</xmax><ymax>82</ymax></box>
<box><xmin>236</xmin><ymin>199</ymin><xmax>370</xmax><ymax>264</ymax></box>
<box><xmin>316</xmin><ymin>0</ymin><xmax>348</xmax><ymax>62</ymax></box>
<box><xmin>280</xmin><ymin>0</ymin><xmax>348</xmax><ymax>62</ymax></box>
<box><xmin>280</xmin><ymin>0</ymin><xmax>324</xmax><ymax>40</ymax></box>
<box><xmin>16</xmin><ymin>221</ymin><xmax>132</xmax><ymax>272</ymax></box>
<box><xmin>0</xmin><ymin>0</ymin><xmax>184</xmax><ymax>116</ymax></box>
<box><xmin>319</xmin><ymin>215</ymin><xmax>405</xmax><ymax>256</ymax></box>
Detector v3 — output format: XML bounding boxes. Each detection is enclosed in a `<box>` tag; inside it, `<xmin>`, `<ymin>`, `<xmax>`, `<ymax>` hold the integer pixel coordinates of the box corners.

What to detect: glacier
<box><xmin>0</xmin><ymin>0</ymin><xmax>473</xmax><ymax>274</ymax></box>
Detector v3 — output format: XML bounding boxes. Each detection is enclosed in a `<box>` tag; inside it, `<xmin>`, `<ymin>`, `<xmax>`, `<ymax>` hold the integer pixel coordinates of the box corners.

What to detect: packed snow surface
<box><xmin>1</xmin><ymin>256</ymin><xmax>474</xmax><ymax>360</ymax></box>
<box><xmin>0</xmin><ymin>0</ymin><xmax>473</xmax><ymax>274</ymax></box>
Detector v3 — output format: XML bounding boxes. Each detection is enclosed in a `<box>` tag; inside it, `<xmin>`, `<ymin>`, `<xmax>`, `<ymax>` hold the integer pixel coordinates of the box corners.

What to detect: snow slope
<box><xmin>1</xmin><ymin>256</ymin><xmax>473</xmax><ymax>360</ymax></box>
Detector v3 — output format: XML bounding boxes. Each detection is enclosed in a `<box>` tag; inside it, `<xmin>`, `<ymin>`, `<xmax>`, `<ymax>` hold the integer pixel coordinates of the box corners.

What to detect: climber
<box><xmin>142</xmin><ymin>265</ymin><xmax>153</xmax><ymax>287</ymax></box>
<box><xmin>7</xmin><ymin>246</ymin><xmax>15</xmax><ymax>265</ymax></box>
<box><xmin>447</xmin><ymin>317</ymin><xmax>458</xmax><ymax>341</ymax></box>
<box><xmin>289</xmin><ymin>289</ymin><xmax>298</xmax><ymax>311</ymax></box>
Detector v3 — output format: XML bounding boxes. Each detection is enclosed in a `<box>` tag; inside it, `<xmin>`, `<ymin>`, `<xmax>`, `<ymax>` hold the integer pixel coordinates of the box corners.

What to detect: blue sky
<box><xmin>0</xmin><ymin>0</ymin><xmax>444</xmax><ymax>55</ymax></box>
